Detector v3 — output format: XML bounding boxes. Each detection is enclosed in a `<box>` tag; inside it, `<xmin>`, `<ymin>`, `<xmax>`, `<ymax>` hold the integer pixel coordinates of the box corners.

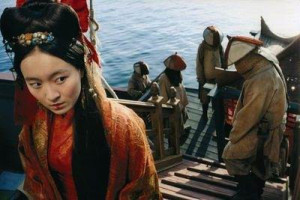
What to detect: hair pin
<box><xmin>15</xmin><ymin>32</ymin><xmax>54</xmax><ymax>47</ymax></box>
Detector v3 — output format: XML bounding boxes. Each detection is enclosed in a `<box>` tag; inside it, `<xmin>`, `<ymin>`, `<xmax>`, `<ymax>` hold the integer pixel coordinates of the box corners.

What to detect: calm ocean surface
<box><xmin>0</xmin><ymin>0</ymin><xmax>299</xmax><ymax>88</ymax></box>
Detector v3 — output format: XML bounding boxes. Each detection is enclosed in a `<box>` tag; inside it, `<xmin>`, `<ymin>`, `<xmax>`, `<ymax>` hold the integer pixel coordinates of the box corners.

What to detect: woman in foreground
<box><xmin>0</xmin><ymin>0</ymin><xmax>161</xmax><ymax>199</ymax></box>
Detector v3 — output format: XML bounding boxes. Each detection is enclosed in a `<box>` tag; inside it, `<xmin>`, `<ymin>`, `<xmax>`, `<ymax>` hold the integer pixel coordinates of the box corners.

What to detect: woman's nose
<box><xmin>45</xmin><ymin>85</ymin><xmax>60</xmax><ymax>102</ymax></box>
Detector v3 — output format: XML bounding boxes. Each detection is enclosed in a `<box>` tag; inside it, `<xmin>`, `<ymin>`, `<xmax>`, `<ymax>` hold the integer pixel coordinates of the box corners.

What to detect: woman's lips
<box><xmin>51</xmin><ymin>103</ymin><xmax>64</xmax><ymax>110</ymax></box>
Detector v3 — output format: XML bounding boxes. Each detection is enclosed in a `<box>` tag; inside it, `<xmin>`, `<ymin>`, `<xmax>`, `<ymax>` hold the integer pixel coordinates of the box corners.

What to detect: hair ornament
<box><xmin>15</xmin><ymin>32</ymin><xmax>54</xmax><ymax>47</ymax></box>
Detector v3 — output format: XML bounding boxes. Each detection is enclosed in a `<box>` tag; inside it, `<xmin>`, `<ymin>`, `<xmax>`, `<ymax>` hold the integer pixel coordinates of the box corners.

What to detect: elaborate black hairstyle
<box><xmin>0</xmin><ymin>1</ymin><xmax>110</xmax><ymax>198</ymax></box>
<box><xmin>0</xmin><ymin>0</ymin><xmax>84</xmax><ymax>78</ymax></box>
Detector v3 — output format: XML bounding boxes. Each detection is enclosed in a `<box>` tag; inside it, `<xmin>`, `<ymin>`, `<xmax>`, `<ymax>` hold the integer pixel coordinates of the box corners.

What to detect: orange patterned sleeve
<box><xmin>18</xmin><ymin>126</ymin><xmax>47</xmax><ymax>200</ymax></box>
<box><xmin>118</xmin><ymin>110</ymin><xmax>162</xmax><ymax>200</ymax></box>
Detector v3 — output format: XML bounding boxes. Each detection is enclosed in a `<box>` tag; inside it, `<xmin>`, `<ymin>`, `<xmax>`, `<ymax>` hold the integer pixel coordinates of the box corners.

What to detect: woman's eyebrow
<box><xmin>49</xmin><ymin>69</ymin><xmax>69</xmax><ymax>79</ymax></box>
<box><xmin>25</xmin><ymin>77</ymin><xmax>41</xmax><ymax>81</ymax></box>
<box><xmin>25</xmin><ymin>69</ymin><xmax>69</xmax><ymax>81</ymax></box>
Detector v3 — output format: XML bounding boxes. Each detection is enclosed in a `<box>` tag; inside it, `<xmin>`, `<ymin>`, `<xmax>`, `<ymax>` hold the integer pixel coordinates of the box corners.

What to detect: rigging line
<box><xmin>89</xmin><ymin>0</ymin><xmax>118</xmax><ymax>99</ymax></box>
<box><xmin>89</xmin><ymin>0</ymin><xmax>100</xmax><ymax>47</ymax></box>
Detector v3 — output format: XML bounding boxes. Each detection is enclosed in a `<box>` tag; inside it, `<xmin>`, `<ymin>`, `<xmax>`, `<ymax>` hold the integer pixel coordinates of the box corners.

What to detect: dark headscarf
<box><xmin>164</xmin><ymin>68</ymin><xmax>182</xmax><ymax>87</ymax></box>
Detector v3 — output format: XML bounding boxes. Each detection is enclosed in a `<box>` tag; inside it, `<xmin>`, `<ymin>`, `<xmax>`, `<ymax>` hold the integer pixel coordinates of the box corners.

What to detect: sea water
<box><xmin>0</xmin><ymin>0</ymin><xmax>299</xmax><ymax>89</ymax></box>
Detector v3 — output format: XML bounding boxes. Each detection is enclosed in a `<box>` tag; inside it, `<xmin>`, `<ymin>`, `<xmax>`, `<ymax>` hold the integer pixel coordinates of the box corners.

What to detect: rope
<box><xmin>89</xmin><ymin>0</ymin><xmax>118</xmax><ymax>99</ymax></box>
<box><xmin>89</xmin><ymin>0</ymin><xmax>100</xmax><ymax>47</ymax></box>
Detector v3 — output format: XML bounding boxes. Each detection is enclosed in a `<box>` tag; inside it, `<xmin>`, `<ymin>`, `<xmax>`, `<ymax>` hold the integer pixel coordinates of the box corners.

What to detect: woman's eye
<box><xmin>56</xmin><ymin>76</ymin><xmax>67</xmax><ymax>84</ymax></box>
<box><xmin>29</xmin><ymin>82</ymin><xmax>42</xmax><ymax>89</ymax></box>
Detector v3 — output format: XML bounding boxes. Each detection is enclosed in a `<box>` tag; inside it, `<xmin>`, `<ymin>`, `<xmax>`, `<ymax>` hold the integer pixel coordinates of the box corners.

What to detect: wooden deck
<box><xmin>158</xmin><ymin>88</ymin><xmax>287</xmax><ymax>200</ymax></box>
<box><xmin>180</xmin><ymin>88</ymin><xmax>218</xmax><ymax>161</ymax></box>
<box><xmin>159</xmin><ymin>156</ymin><xmax>287</xmax><ymax>200</ymax></box>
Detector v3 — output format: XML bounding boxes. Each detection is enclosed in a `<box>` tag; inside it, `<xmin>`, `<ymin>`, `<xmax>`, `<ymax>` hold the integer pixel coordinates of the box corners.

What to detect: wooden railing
<box><xmin>111</xmin><ymin>83</ymin><xmax>183</xmax><ymax>171</ymax></box>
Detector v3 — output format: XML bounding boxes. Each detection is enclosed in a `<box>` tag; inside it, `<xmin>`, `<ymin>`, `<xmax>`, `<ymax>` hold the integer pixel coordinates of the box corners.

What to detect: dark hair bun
<box><xmin>1</xmin><ymin>0</ymin><xmax>81</xmax><ymax>45</ymax></box>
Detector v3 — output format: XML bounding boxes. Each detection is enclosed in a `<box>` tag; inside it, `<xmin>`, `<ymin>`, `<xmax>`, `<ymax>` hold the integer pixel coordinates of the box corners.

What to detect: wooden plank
<box><xmin>182</xmin><ymin>145</ymin><xmax>218</xmax><ymax>157</ymax></box>
<box><xmin>174</xmin><ymin>172</ymin><xmax>237</xmax><ymax>190</ymax></box>
<box><xmin>203</xmin><ymin>151</ymin><xmax>219</xmax><ymax>162</ymax></box>
<box><xmin>182</xmin><ymin>138</ymin><xmax>218</xmax><ymax>154</ymax></box>
<box><xmin>186</xmin><ymin>90</ymin><xmax>198</xmax><ymax>96</ymax></box>
<box><xmin>161</xmin><ymin>177</ymin><xmax>234</xmax><ymax>199</ymax></box>
<box><xmin>185</xmin><ymin>129</ymin><xmax>218</xmax><ymax>146</ymax></box>
<box><xmin>185</xmin><ymin>120</ymin><xmax>208</xmax><ymax>130</ymax></box>
<box><xmin>160</xmin><ymin>183</ymin><xmax>219</xmax><ymax>200</ymax></box>
<box><xmin>156</xmin><ymin>155</ymin><xmax>183</xmax><ymax>172</ymax></box>
<box><xmin>186</xmin><ymin>93</ymin><xmax>199</xmax><ymax>99</ymax></box>
<box><xmin>185</xmin><ymin>88</ymin><xmax>199</xmax><ymax>94</ymax></box>
<box><xmin>187</xmin><ymin>167</ymin><xmax>235</xmax><ymax>181</ymax></box>
<box><xmin>183</xmin><ymin>154</ymin><xmax>226</xmax><ymax>169</ymax></box>
<box><xmin>186</xmin><ymin>104</ymin><xmax>202</xmax><ymax>112</ymax></box>
<box><xmin>186</xmin><ymin>101</ymin><xmax>213</xmax><ymax>110</ymax></box>
<box><xmin>174</xmin><ymin>168</ymin><xmax>237</xmax><ymax>184</ymax></box>
<box><xmin>159</xmin><ymin>160</ymin><xmax>222</xmax><ymax>182</ymax></box>
<box><xmin>186</xmin><ymin>97</ymin><xmax>202</xmax><ymax>105</ymax></box>
<box><xmin>163</xmin><ymin>174</ymin><xmax>236</xmax><ymax>195</ymax></box>
<box><xmin>160</xmin><ymin>188</ymin><xmax>198</xmax><ymax>200</ymax></box>
<box><xmin>183</xmin><ymin>130</ymin><xmax>218</xmax><ymax>147</ymax></box>
<box><xmin>182</xmin><ymin>160</ymin><xmax>229</xmax><ymax>175</ymax></box>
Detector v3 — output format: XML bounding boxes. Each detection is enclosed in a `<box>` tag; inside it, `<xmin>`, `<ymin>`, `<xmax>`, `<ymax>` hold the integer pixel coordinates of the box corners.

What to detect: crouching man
<box><xmin>222</xmin><ymin>36</ymin><xmax>288</xmax><ymax>200</ymax></box>
<box><xmin>127</xmin><ymin>61</ymin><xmax>151</xmax><ymax>99</ymax></box>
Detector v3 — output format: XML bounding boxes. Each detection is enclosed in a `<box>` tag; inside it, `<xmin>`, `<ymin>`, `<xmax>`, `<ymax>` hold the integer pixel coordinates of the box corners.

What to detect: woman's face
<box><xmin>20</xmin><ymin>48</ymin><xmax>82</xmax><ymax>115</ymax></box>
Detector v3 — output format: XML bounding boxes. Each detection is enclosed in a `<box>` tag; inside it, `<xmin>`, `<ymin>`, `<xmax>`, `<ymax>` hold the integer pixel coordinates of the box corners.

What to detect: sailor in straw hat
<box><xmin>159</xmin><ymin>53</ymin><xmax>189</xmax><ymax>144</ymax></box>
<box><xmin>196</xmin><ymin>26</ymin><xmax>225</xmax><ymax>122</ymax></box>
<box><xmin>222</xmin><ymin>36</ymin><xmax>288</xmax><ymax>200</ymax></box>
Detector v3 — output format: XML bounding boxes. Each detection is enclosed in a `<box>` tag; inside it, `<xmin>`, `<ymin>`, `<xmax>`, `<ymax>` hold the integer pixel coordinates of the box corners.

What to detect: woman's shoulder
<box><xmin>108</xmin><ymin>100</ymin><xmax>144</xmax><ymax>126</ymax></box>
<box><xmin>104</xmin><ymin>100</ymin><xmax>146</xmax><ymax>144</ymax></box>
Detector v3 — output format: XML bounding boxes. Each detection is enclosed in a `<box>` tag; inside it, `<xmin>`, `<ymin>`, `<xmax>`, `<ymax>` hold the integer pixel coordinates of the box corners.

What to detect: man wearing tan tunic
<box><xmin>159</xmin><ymin>53</ymin><xmax>189</xmax><ymax>144</ymax></box>
<box><xmin>222</xmin><ymin>36</ymin><xmax>287</xmax><ymax>200</ymax></box>
<box><xmin>196</xmin><ymin>26</ymin><xmax>224</xmax><ymax>121</ymax></box>
<box><xmin>159</xmin><ymin>73</ymin><xmax>188</xmax><ymax>116</ymax></box>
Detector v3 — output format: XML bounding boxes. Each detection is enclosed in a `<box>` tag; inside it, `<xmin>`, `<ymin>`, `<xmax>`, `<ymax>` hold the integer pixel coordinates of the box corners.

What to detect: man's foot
<box><xmin>231</xmin><ymin>191</ymin><xmax>244</xmax><ymax>200</ymax></box>
<box><xmin>233</xmin><ymin>175</ymin><xmax>259</xmax><ymax>200</ymax></box>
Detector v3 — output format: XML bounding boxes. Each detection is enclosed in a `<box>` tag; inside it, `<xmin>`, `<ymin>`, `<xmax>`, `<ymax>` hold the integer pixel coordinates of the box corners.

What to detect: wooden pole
<box><xmin>166</xmin><ymin>86</ymin><xmax>181</xmax><ymax>155</ymax></box>
<box><xmin>148</xmin><ymin>82</ymin><xmax>165</xmax><ymax>159</ymax></box>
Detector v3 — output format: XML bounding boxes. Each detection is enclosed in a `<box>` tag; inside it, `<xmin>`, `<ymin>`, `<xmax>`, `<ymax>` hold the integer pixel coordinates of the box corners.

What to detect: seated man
<box><xmin>127</xmin><ymin>61</ymin><xmax>151</xmax><ymax>99</ymax></box>
<box><xmin>222</xmin><ymin>36</ymin><xmax>288</xmax><ymax>200</ymax></box>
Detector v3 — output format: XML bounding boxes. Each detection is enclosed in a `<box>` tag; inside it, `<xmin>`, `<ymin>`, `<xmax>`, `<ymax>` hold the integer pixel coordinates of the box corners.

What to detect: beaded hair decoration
<box><xmin>14</xmin><ymin>32</ymin><xmax>55</xmax><ymax>46</ymax></box>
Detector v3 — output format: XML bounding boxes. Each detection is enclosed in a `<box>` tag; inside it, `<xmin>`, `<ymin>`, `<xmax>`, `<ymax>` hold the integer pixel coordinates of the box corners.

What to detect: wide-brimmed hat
<box><xmin>224</xmin><ymin>36</ymin><xmax>263</xmax><ymax>66</ymax></box>
<box><xmin>203</xmin><ymin>26</ymin><xmax>224</xmax><ymax>46</ymax></box>
<box><xmin>164</xmin><ymin>52</ymin><xmax>186</xmax><ymax>71</ymax></box>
